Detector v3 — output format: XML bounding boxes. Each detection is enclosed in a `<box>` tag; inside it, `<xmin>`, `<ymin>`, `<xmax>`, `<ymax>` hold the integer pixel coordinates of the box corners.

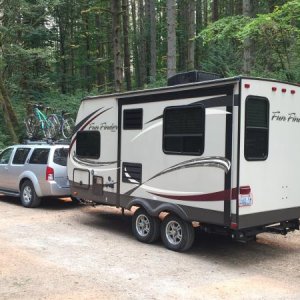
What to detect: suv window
<box><xmin>29</xmin><ymin>148</ymin><xmax>50</xmax><ymax>164</ymax></box>
<box><xmin>0</xmin><ymin>148</ymin><xmax>13</xmax><ymax>164</ymax></box>
<box><xmin>12</xmin><ymin>148</ymin><xmax>31</xmax><ymax>165</ymax></box>
<box><xmin>53</xmin><ymin>148</ymin><xmax>68</xmax><ymax>166</ymax></box>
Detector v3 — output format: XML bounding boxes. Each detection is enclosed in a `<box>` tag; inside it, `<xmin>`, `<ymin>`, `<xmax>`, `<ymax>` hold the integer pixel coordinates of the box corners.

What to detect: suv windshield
<box><xmin>53</xmin><ymin>148</ymin><xmax>68</xmax><ymax>166</ymax></box>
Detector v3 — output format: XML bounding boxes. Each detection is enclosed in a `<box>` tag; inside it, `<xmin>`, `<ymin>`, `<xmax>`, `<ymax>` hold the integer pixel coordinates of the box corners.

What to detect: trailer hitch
<box><xmin>266</xmin><ymin>219</ymin><xmax>300</xmax><ymax>235</ymax></box>
<box><xmin>77</xmin><ymin>198</ymin><xmax>98</xmax><ymax>207</ymax></box>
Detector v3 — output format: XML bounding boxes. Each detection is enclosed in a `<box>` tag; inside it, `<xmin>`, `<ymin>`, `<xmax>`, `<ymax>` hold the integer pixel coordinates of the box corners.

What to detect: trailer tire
<box><xmin>161</xmin><ymin>214</ymin><xmax>195</xmax><ymax>252</ymax></box>
<box><xmin>132</xmin><ymin>208</ymin><xmax>160</xmax><ymax>244</ymax></box>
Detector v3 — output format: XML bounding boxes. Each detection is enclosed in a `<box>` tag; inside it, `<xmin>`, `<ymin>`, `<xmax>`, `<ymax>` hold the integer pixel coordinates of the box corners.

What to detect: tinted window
<box><xmin>163</xmin><ymin>105</ymin><xmax>205</xmax><ymax>155</ymax></box>
<box><xmin>53</xmin><ymin>148</ymin><xmax>68</xmax><ymax>166</ymax></box>
<box><xmin>0</xmin><ymin>148</ymin><xmax>13</xmax><ymax>164</ymax></box>
<box><xmin>29</xmin><ymin>148</ymin><xmax>50</xmax><ymax>164</ymax></box>
<box><xmin>245</xmin><ymin>97</ymin><xmax>269</xmax><ymax>161</ymax></box>
<box><xmin>76</xmin><ymin>131</ymin><xmax>100</xmax><ymax>159</ymax></box>
<box><xmin>12</xmin><ymin>148</ymin><xmax>31</xmax><ymax>165</ymax></box>
<box><xmin>123</xmin><ymin>109</ymin><xmax>143</xmax><ymax>130</ymax></box>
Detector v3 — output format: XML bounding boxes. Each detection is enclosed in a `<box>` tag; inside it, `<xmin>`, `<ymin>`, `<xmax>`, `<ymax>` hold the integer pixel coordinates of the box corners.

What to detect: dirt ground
<box><xmin>0</xmin><ymin>196</ymin><xmax>300</xmax><ymax>300</ymax></box>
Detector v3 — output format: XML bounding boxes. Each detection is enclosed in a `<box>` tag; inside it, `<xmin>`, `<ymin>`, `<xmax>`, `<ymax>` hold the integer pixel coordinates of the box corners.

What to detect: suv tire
<box><xmin>20</xmin><ymin>180</ymin><xmax>41</xmax><ymax>208</ymax></box>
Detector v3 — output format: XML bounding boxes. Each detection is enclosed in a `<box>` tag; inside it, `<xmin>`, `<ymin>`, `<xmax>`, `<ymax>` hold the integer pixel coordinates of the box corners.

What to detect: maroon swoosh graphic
<box><xmin>149</xmin><ymin>188</ymin><xmax>238</xmax><ymax>201</ymax></box>
<box><xmin>69</xmin><ymin>107</ymin><xmax>112</xmax><ymax>156</ymax></box>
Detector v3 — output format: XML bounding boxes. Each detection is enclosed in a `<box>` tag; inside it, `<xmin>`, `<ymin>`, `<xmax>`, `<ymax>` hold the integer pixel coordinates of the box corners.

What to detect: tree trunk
<box><xmin>138</xmin><ymin>0</ymin><xmax>147</xmax><ymax>86</ymax></box>
<box><xmin>0</xmin><ymin>76</ymin><xmax>18</xmax><ymax>143</ymax></box>
<box><xmin>195</xmin><ymin>0</ymin><xmax>202</xmax><ymax>69</ymax></box>
<box><xmin>131</xmin><ymin>0</ymin><xmax>141</xmax><ymax>87</ymax></box>
<box><xmin>212</xmin><ymin>0</ymin><xmax>219</xmax><ymax>22</ymax></box>
<box><xmin>167</xmin><ymin>0</ymin><xmax>176</xmax><ymax>78</ymax></box>
<box><xmin>149</xmin><ymin>0</ymin><xmax>157</xmax><ymax>82</ymax></box>
<box><xmin>243</xmin><ymin>0</ymin><xmax>252</xmax><ymax>74</ymax></box>
<box><xmin>187</xmin><ymin>0</ymin><xmax>196</xmax><ymax>71</ymax></box>
<box><xmin>111</xmin><ymin>0</ymin><xmax>123</xmax><ymax>92</ymax></box>
<box><xmin>122</xmin><ymin>0</ymin><xmax>132</xmax><ymax>90</ymax></box>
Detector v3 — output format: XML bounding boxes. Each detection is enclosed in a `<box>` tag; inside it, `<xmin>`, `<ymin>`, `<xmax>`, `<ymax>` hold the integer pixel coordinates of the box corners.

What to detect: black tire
<box><xmin>161</xmin><ymin>214</ymin><xmax>195</xmax><ymax>252</ymax></box>
<box><xmin>24</xmin><ymin>116</ymin><xmax>38</xmax><ymax>139</ymax></box>
<box><xmin>62</xmin><ymin>117</ymin><xmax>75</xmax><ymax>139</ymax></box>
<box><xmin>132</xmin><ymin>207</ymin><xmax>160</xmax><ymax>244</ymax></box>
<box><xmin>47</xmin><ymin>115</ymin><xmax>60</xmax><ymax>138</ymax></box>
<box><xmin>20</xmin><ymin>180</ymin><xmax>41</xmax><ymax>208</ymax></box>
<box><xmin>42</xmin><ymin>119</ymin><xmax>57</xmax><ymax>139</ymax></box>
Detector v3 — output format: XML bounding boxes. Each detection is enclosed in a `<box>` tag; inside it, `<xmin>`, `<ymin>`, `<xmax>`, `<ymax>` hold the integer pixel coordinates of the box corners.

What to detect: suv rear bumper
<box><xmin>40</xmin><ymin>181</ymin><xmax>70</xmax><ymax>197</ymax></box>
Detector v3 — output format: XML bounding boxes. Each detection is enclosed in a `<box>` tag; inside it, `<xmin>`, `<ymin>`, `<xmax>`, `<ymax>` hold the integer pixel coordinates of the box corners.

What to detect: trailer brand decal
<box><xmin>88</xmin><ymin>122</ymin><xmax>118</xmax><ymax>132</ymax></box>
<box><xmin>69</xmin><ymin>107</ymin><xmax>113</xmax><ymax>156</ymax></box>
<box><xmin>272</xmin><ymin>111</ymin><xmax>300</xmax><ymax>123</ymax></box>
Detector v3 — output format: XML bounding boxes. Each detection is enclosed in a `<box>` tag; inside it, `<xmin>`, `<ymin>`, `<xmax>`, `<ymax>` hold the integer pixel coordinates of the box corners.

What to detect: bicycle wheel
<box><xmin>62</xmin><ymin>117</ymin><xmax>75</xmax><ymax>139</ymax></box>
<box><xmin>24</xmin><ymin>116</ymin><xmax>38</xmax><ymax>139</ymax></box>
<box><xmin>47</xmin><ymin>114</ymin><xmax>60</xmax><ymax>138</ymax></box>
<box><xmin>41</xmin><ymin>119</ymin><xmax>57</xmax><ymax>139</ymax></box>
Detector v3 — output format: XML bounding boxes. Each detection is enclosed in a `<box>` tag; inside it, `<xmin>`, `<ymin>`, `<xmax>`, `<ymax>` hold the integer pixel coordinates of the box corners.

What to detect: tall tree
<box><xmin>167</xmin><ymin>0</ymin><xmax>176</xmax><ymax>78</ymax></box>
<box><xmin>243</xmin><ymin>0</ymin><xmax>253</xmax><ymax>74</ymax></box>
<box><xmin>122</xmin><ymin>0</ymin><xmax>132</xmax><ymax>90</ymax></box>
<box><xmin>148</xmin><ymin>0</ymin><xmax>157</xmax><ymax>82</ymax></box>
<box><xmin>187</xmin><ymin>0</ymin><xmax>196</xmax><ymax>70</ymax></box>
<box><xmin>111</xmin><ymin>0</ymin><xmax>123</xmax><ymax>92</ymax></box>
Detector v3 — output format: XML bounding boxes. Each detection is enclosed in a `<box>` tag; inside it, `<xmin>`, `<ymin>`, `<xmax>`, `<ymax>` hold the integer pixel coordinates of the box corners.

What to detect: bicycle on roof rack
<box><xmin>24</xmin><ymin>104</ymin><xmax>57</xmax><ymax>139</ymax></box>
<box><xmin>47</xmin><ymin>110</ymin><xmax>75</xmax><ymax>139</ymax></box>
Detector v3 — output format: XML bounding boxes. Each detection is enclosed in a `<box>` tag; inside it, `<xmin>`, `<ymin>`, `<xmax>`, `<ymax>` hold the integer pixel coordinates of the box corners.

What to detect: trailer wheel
<box><xmin>161</xmin><ymin>214</ymin><xmax>195</xmax><ymax>252</ymax></box>
<box><xmin>132</xmin><ymin>208</ymin><xmax>160</xmax><ymax>243</ymax></box>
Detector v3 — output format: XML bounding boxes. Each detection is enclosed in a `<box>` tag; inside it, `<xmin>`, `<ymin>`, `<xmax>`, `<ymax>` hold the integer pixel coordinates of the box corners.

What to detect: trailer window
<box><xmin>245</xmin><ymin>97</ymin><xmax>269</xmax><ymax>161</ymax></box>
<box><xmin>163</xmin><ymin>105</ymin><xmax>205</xmax><ymax>155</ymax></box>
<box><xmin>123</xmin><ymin>109</ymin><xmax>143</xmax><ymax>130</ymax></box>
<box><xmin>76</xmin><ymin>131</ymin><xmax>100</xmax><ymax>159</ymax></box>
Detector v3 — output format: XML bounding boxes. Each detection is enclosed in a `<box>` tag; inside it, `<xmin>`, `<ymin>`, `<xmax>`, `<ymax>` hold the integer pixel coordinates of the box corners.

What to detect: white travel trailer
<box><xmin>68</xmin><ymin>75</ymin><xmax>300</xmax><ymax>251</ymax></box>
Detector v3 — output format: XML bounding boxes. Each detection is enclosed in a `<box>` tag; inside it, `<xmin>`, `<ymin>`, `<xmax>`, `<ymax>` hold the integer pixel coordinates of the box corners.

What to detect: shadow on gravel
<box><xmin>77</xmin><ymin>206</ymin><xmax>297</xmax><ymax>266</ymax></box>
<box><xmin>79</xmin><ymin>209</ymin><xmax>133</xmax><ymax>238</ymax></box>
<box><xmin>0</xmin><ymin>195</ymin><xmax>80</xmax><ymax>211</ymax></box>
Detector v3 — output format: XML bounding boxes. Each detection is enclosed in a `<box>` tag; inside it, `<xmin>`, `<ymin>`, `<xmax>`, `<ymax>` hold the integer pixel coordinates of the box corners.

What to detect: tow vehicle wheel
<box><xmin>161</xmin><ymin>214</ymin><xmax>195</xmax><ymax>252</ymax></box>
<box><xmin>132</xmin><ymin>208</ymin><xmax>160</xmax><ymax>243</ymax></box>
<box><xmin>20</xmin><ymin>180</ymin><xmax>41</xmax><ymax>208</ymax></box>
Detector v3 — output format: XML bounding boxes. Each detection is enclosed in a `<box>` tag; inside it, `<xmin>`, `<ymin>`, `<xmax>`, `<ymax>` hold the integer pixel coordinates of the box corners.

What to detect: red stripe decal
<box><xmin>149</xmin><ymin>188</ymin><xmax>238</xmax><ymax>202</ymax></box>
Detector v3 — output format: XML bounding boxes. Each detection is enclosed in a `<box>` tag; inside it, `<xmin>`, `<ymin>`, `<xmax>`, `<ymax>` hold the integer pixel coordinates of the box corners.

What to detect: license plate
<box><xmin>239</xmin><ymin>195</ymin><xmax>252</xmax><ymax>207</ymax></box>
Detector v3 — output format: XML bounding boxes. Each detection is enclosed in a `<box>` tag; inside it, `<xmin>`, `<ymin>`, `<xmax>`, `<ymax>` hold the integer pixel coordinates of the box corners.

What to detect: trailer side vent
<box><xmin>122</xmin><ymin>162</ymin><xmax>142</xmax><ymax>184</ymax></box>
<box><xmin>123</xmin><ymin>109</ymin><xmax>143</xmax><ymax>130</ymax></box>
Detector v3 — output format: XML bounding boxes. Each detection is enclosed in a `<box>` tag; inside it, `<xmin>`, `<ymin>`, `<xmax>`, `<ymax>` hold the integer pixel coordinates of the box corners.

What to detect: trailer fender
<box><xmin>127</xmin><ymin>198</ymin><xmax>189</xmax><ymax>221</ymax></box>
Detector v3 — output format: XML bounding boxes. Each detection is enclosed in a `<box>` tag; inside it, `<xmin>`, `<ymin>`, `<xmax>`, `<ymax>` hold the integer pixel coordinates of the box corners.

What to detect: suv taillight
<box><xmin>46</xmin><ymin>166</ymin><xmax>54</xmax><ymax>181</ymax></box>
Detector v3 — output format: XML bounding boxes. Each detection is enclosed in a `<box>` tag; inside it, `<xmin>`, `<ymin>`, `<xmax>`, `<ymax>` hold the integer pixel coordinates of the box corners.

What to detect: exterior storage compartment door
<box><xmin>73</xmin><ymin>168</ymin><xmax>90</xmax><ymax>189</ymax></box>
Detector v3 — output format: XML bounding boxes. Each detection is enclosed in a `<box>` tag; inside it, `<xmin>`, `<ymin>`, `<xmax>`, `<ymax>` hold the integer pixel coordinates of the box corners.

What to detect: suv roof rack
<box><xmin>22</xmin><ymin>139</ymin><xmax>70</xmax><ymax>145</ymax></box>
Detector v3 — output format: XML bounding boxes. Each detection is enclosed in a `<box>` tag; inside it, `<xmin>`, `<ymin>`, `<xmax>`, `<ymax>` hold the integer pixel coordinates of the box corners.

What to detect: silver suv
<box><xmin>0</xmin><ymin>143</ymin><xmax>71</xmax><ymax>207</ymax></box>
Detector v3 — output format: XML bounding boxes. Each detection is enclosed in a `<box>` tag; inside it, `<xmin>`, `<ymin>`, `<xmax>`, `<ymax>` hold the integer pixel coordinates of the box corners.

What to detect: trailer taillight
<box><xmin>244</xmin><ymin>83</ymin><xmax>250</xmax><ymax>89</ymax></box>
<box><xmin>272</xmin><ymin>87</ymin><xmax>277</xmax><ymax>92</ymax></box>
<box><xmin>282</xmin><ymin>88</ymin><xmax>287</xmax><ymax>93</ymax></box>
<box><xmin>239</xmin><ymin>186</ymin><xmax>251</xmax><ymax>195</ymax></box>
<box><xmin>46</xmin><ymin>166</ymin><xmax>54</xmax><ymax>181</ymax></box>
<box><xmin>239</xmin><ymin>186</ymin><xmax>252</xmax><ymax>207</ymax></box>
<box><xmin>291</xmin><ymin>90</ymin><xmax>296</xmax><ymax>94</ymax></box>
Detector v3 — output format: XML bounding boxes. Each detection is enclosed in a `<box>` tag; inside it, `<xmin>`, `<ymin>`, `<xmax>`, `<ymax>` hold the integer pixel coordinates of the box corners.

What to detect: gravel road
<box><xmin>0</xmin><ymin>196</ymin><xmax>300</xmax><ymax>300</ymax></box>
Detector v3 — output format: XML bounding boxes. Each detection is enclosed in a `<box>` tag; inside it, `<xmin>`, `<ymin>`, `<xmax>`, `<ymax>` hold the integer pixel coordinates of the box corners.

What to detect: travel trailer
<box><xmin>68</xmin><ymin>75</ymin><xmax>300</xmax><ymax>251</ymax></box>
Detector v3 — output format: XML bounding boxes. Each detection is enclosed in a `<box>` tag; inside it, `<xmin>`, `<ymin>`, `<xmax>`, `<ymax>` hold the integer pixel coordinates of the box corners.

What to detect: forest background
<box><xmin>0</xmin><ymin>0</ymin><xmax>299</xmax><ymax>148</ymax></box>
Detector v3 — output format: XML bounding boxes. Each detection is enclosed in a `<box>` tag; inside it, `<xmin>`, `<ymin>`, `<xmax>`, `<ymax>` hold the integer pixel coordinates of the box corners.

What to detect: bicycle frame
<box><xmin>33</xmin><ymin>107</ymin><xmax>51</xmax><ymax>130</ymax></box>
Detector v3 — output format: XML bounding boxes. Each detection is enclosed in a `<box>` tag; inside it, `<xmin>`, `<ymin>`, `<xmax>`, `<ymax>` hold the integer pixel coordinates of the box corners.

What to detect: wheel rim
<box><xmin>165</xmin><ymin>220</ymin><xmax>183</xmax><ymax>245</ymax></box>
<box><xmin>136</xmin><ymin>214</ymin><xmax>150</xmax><ymax>237</ymax></box>
<box><xmin>23</xmin><ymin>186</ymin><xmax>32</xmax><ymax>204</ymax></box>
